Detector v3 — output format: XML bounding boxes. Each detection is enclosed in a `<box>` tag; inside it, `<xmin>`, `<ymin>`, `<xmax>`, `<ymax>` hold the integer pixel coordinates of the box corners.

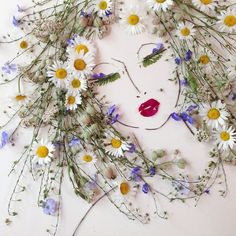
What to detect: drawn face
<box><xmin>95</xmin><ymin>24</ymin><xmax>178</xmax><ymax>130</ymax></box>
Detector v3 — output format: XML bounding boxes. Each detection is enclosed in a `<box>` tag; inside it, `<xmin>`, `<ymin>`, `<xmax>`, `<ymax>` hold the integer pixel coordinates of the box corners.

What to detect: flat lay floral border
<box><xmin>0</xmin><ymin>0</ymin><xmax>236</xmax><ymax>235</ymax></box>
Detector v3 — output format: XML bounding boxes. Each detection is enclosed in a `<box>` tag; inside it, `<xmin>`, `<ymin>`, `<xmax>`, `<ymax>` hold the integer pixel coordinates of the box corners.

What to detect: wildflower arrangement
<box><xmin>0</xmin><ymin>0</ymin><xmax>236</xmax><ymax>235</ymax></box>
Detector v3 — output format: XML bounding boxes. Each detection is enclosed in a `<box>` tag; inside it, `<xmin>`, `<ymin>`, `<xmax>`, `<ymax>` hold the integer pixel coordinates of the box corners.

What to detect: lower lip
<box><xmin>138</xmin><ymin>99</ymin><xmax>160</xmax><ymax>117</ymax></box>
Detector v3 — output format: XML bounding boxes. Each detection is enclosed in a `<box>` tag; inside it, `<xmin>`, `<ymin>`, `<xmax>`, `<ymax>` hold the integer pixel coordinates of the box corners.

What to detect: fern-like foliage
<box><xmin>142</xmin><ymin>48</ymin><xmax>166</xmax><ymax>67</ymax></box>
<box><xmin>95</xmin><ymin>72</ymin><xmax>121</xmax><ymax>86</ymax></box>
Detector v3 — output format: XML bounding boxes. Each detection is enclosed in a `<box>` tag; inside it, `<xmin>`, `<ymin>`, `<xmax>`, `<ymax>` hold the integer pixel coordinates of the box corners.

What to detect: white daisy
<box><xmin>114</xmin><ymin>179</ymin><xmax>137</xmax><ymax>202</ymax></box>
<box><xmin>214</xmin><ymin>126</ymin><xmax>236</xmax><ymax>151</ymax></box>
<box><xmin>32</xmin><ymin>140</ymin><xmax>55</xmax><ymax>165</ymax></box>
<box><xmin>146</xmin><ymin>0</ymin><xmax>173</xmax><ymax>12</ymax></box>
<box><xmin>10</xmin><ymin>91</ymin><xmax>29</xmax><ymax>107</ymax></box>
<box><xmin>197</xmin><ymin>48</ymin><xmax>216</xmax><ymax>72</ymax></box>
<box><xmin>47</xmin><ymin>61</ymin><xmax>69</xmax><ymax>88</ymax></box>
<box><xmin>66</xmin><ymin>74</ymin><xmax>88</xmax><ymax>93</ymax></box>
<box><xmin>95</xmin><ymin>0</ymin><xmax>113</xmax><ymax>17</ymax></box>
<box><xmin>65</xmin><ymin>92</ymin><xmax>82</xmax><ymax>110</ymax></box>
<box><xmin>105</xmin><ymin>134</ymin><xmax>130</xmax><ymax>157</ymax></box>
<box><xmin>192</xmin><ymin>0</ymin><xmax>217</xmax><ymax>13</ymax></box>
<box><xmin>177</xmin><ymin>22</ymin><xmax>196</xmax><ymax>40</ymax></box>
<box><xmin>68</xmin><ymin>51</ymin><xmax>95</xmax><ymax>76</ymax></box>
<box><xmin>67</xmin><ymin>35</ymin><xmax>95</xmax><ymax>57</ymax></box>
<box><xmin>120</xmin><ymin>6</ymin><xmax>146</xmax><ymax>35</ymax></box>
<box><xmin>199</xmin><ymin>100</ymin><xmax>229</xmax><ymax>129</ymax></box>
<box><xmin>79</xmin><ymin>151</ymin><xmax>97</xmax><ymax>165</ymax></box>
<box><xmin>218</xmin><ymin>9</ymin><xmax>236</xmax><ymax>33</ymax></box>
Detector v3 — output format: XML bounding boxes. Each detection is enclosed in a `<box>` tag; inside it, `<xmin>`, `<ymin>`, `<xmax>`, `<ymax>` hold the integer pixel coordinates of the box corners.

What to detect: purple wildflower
<box><xmin>0</xmin><ymin>131</ymin><xmax>9</xmax><ymax>148</ymax></box>
<box><xmin>69</xmin><ymin>138</ymin><xmax>80</xmax><ymax>146</ymax></box>
<box><xmin>142</xmin><ymin>183</ymin><xmax>150</xmax><ymax>194</ymax></box>
<box><xmin>105</xmin><ymin>10</ymin><xmax>112</xmax><ymax>16</ymax></box>
<box><xmin>185</xmin><ymin>50</ymin><xmax>193</xmax><ymax>61</ymax></box>
<box><xmin>171</xmin><ymin>112</ymin><xmax>182</xmax><ymax>121</ymax></box>
<box><xmin>92</xmin><ymin>73</ymin><xmax>106</xmax><ymax>80</ymax></box>
<box><xmin>149</xmin><ymin>166</ymin><xmax>156</xmax><ymax>177</ymax></box>
<box><xmin>180</xmin><ymin>78</ymin><xmax>188</xmax><ymax>87</ymax></box>
<box><xmin>43</xmin><ymin>198</ymin><xmax>58</xmax><ymax>215</ymax></box>
<box><xmin>181</xmin><ymin>112</ymin><xmax>194</xmax><ymax>124</ymax></box>
<box><xmin>175</xmin><ymin>57</ymin><xmax>181</xmax><ymax>65</ymax></box>
<box><xmin>152</xmin><ymin>43</ymin><xmax>164</xmax><ymax>54</ymax></box>
<box><xmin>12</xmin><ymin>16</ymin><xmax>20</xmax><ymax>27</ymax></box>
<box><xmin>111</xmin><ymin>114</ymin><xmax>119</xmax><ymax>124</ymax></box>
<box><xmin>128</xmin><ymin>143</ymin><xmax>136</xmax><ymax>153</ymax></box>
<box><xmin>66</xmin><ymin>38</ymin><xmax>74</xmax><ymax>46</ymax></box>
<box><xmin>107</xmin><ymin>105</ymin><xmax>116</xmax><ymax>116</ymax></box>
<box><xmin>2</xmin><ymin>62</ymin><xmax>17</xmax><ymax>74</ymax></box>
<box><xmin>131</xmin><ymin>167</ymin><xmax>142</xmax><ymax>182</ymax></box>
<box><xmin>186</xmin><ymin>104</ymin><xmax>198</xmax><ymax>112</ymax></box>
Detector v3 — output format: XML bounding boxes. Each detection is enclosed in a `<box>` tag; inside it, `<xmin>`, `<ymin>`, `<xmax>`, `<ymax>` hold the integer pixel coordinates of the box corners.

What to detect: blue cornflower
<box><xmin>142</xmin><ymin>183</ymin><xmax>150</xmax><ymax>194</ymax></box>
<box><xmin>43</xmin><ymin>198</ymin><xmax>58</xmax><ymax>215</ymax></box>
<box><xmin>185</xmin><ymin>50</ymin><xmax>193</xmax><ymax>61</ymax></box>
<box><xmin>171</xmin><ymin>112</ymin><xmax>182</xmax><ymax>121</ymax></box>
<box><xmin>128</xmin><ymin>143</ymin><xmax>136</xmax><ymax>153</ymax></box>
<box><xmin>12</xmin><ymin>16</ymin><xmax>20</xmax><ymax>27</ymax></box>
<box><xmin>2</xmin><ymin>62</ymin><xmax>17</xmax><ymax>74</ymax></box>
<box><xmin>69</xmin><ymin>138</ymin><xmax>80</xmax><ymax>146</ymax></box>
<box><xmin>180</xmin><ymin>112</ymin><xmax>194</xmax><ymax>124</ymax></box>
<box><xmin>152</xmin><ymin>43</ymin><xmax>164</xmax><ymax>54</ymax></box>
<box><xmin>175</xmin><ymin>57</ymin><xmax>181</xmax><ymax>65</ymax></box>
<box><xmin>131</xmin><ymin>167</ymin><xmax>142</xmax><ymax>182</ymax></box>
<box><xmin>0</xmin><ymin>131</ymin><xmax>9</xmax><ymax>149</ymax></box>
<box><xmin>92</xmin><ymin>73</ymin><xmax>106</xmax><ymax>80</ymax></box>
<box><xmin>149</xmin><ymin>166</ymin><xmax>156</xmax><ymax>177</ymax></box>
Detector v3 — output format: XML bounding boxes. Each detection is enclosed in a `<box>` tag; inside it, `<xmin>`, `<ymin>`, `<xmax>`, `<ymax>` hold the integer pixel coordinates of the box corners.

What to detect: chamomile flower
<box><xmin>65</xmin><ymin>92</ymin><xmax>82</xmax><ymax>110</ymax></box>
<box><xmin>69</xmin><ymin>51</ymin><xmax>95</xmax><ymax>76</ymax></box>
<box><xmin>67</xmin><ymin>35</ymin><xmax>95</xmax><ymax>57</ymax></box>
<box><xmin>214</xmin><ymin>126</ymin><xmax>236</xmax><ymax>151</ymax></box>
<box><xmin>47</xmin><ymin>61</ymin><xmax>69</xmax><ymax>88</ymax></box>
<box><xmin>218</xmin><ymin>9</ymin><xmax>236</xmax><ymax>33</ymax></box>
<box><xmin>67</xmin><ymin>75</ymin><xmax>88</xmax><ymax>93</ymax></box>
<box><xmin>177</xmin><ymin>22</ymin><xmax>196</xmax><ymax>40</ymax></box>
<box><xmin>146</xmin><ymin>0</ymin><xmax>173</xmax><ymax>12</ymax></box>
<box><xmin>79</xmin><ymin>151</ymin><xmax>97</xmax><ymax>165</ymax></box>
<box><xmin>200</xmin><ymin>100</ymin><xmax>229</xmax><ymax>129</ymax></box>
<box><xmin>32</xmin><ymin>140</ymin><xmax>55</xmax><ymax>165</ymax></box>
<box><xmin>114</xmin><ymin>179</ymin><xmax>137</xmax><ymax>202</ymax></box>
<box><xmin>105</xmin><ymin>134</ymin><xmax>130</xmax><ymax>157</ymax></box>
<box><xmin>95</xmin><ymin>0</ymin><xmax>112</xmax><ymax>17</ymax></box>
<box><xmin>11</xmin><ymin>91</ymin><xmax>29</xmax><ymax>106</ymax></box>
<box><xmin>197</xmin><ymin>49</ymin><xmax>216</xmax><ymax>72</ymax></box>
<box><xmin>120</xmin><ymin>6</ymin><xmax>146</xmax><ymax>35</ymax></box>
<box><xmin>192</xmin><ymin>0</ymin><xmax>217</xmax><ymax>13</ymax></box>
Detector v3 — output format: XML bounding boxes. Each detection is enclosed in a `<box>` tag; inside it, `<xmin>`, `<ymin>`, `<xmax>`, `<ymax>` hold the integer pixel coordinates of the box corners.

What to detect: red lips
<box><xmin>138</xmin><ymin>99</ymin><xmax>160</xmax><ymax>117</ymax></box>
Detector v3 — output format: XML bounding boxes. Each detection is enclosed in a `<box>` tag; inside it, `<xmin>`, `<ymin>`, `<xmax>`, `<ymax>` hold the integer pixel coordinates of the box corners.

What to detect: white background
<box><xmin>1</xmin><ymin>0</ymin><xmax>236</xmax><ymax>235</ymax></box>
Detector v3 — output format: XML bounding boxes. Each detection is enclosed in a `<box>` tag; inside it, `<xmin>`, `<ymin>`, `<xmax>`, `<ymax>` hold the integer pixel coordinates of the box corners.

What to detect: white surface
<box><xmin>0</xmin><ymin>1</ymin><xmax>236</xmax><ymax>236</ymax></box>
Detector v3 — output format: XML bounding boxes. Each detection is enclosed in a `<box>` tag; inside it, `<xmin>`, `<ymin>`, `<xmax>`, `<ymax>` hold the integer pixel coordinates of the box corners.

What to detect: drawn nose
<box><xmin>138</xmin><ymin>98</ymin><xmax>160</xmax><ymax>117</ymax></box>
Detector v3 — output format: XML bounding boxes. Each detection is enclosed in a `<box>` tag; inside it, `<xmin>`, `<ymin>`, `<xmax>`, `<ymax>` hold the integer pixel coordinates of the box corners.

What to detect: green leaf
<box><xmin>95</xmin><ymin>72</ymin><xmax>121</xmax><ymax>86</ymax></box>
<box><xmin>142</xmin><ymin>48</ymin><xmax>166</xmax><ymax>67</ymax></box>
<box><xmin>186</xmin><ymin>72</ymin><xmax>198</xmax><ymax>93</ymax></box>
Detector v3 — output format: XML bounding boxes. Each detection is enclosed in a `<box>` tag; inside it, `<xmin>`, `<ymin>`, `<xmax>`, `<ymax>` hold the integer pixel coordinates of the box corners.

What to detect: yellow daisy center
<box><xmin>15</xmin><ymin>95</ymin><xmax>27</xmax><ymax>101</ymax></box>
<box><xmin>71</xmin><ymin>78</ymin><xmax>81</xmax><ymax>89</ymax></box>
<box><xmin>99</xmin><ymin>1</ymin><xmax>108</xmax><ymax>10</ymax></box>
<box><xmin>111</xmin><ymin>138</ymin><xmax>122</xmax><ymax>149</ymax></box>
<box><xmin>199</xmin><ymin>55</ymin><xmax>210</xmax><ymax>64</ymax></box>
<box><xmin>20</xmin><ymin>40</ymin><xmax>28</xmax><ymax>49</ymax></box>
<box><xmin>83</xmin><ymin>154</ymin><xmax>93</xmax><ymax>163</ymax></box>
<box><xmin>75</xmin><ymin>44</ymin><xmax>89</xmax><ymax>55</ymax></box>
<box><xmin>36</xmin><ymin>146</ymin><xmax>49</xmax><ymax>158</ymax></box>
<box><xmin>120</xmin><ymin>182</ymin><xmax>130</xmax><ymax>195</ymax></box>
<box><xmin>128</xmin><ymin>14</ymin><xmax>140</xmax><ymax>26</ymax></box>
<box><xmin>224</xmin><ymin>15</ymin><xmax>236</xmax><ymax>27</ymax></box>
<box><xmin>180</xmin><ymin>27</ymin><xmax>190</xmax><ymax>36</ymax></box>
<box><xmin>156</xmin><ymin>0</ymin><xmax>166</xmax><ymax>3</ymax></box>
<box><xmin>67</xmin><ymin>96</ymin><xmax>76</xmax><ymax>105</ymax></box>
<box><xmin>74</xmin><ymin>59</ymin><xmax>86</xmax><ymax>71</ymax></box>
<box><xmin>207</xmin><ymin>108</ymin><xmax>220</xmax><ymax>120</ymax></box>
<box><xmin>220</xmin><ymin>131</ymin><xmax>230</xmax><ymax>141</ymax></box>
<box><xmin>55</xmin><ymin>68</ymin><xmax>67</xmax><ymax>79</ymax></box>
<box><xmin>200</xmin><ymin>0</ymin><xmax>212</xmax><ymax>5</ymax></box>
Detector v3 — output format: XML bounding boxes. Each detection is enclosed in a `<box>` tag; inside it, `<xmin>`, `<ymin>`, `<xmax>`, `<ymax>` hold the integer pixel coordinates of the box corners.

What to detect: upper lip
<box><xmin>138</xmin><ymin>98</ymin><xmax>160</xmax><ymax>117</ymax></box>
